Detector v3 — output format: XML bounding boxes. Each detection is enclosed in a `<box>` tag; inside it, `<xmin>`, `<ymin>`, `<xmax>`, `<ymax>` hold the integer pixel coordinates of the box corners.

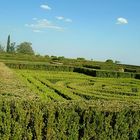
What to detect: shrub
<box><xmin>5</xmin><ymin>62</ymin><xmax>138</xmax><ymax>79</ymax></box>
<box><xmin>124</xmin><ymin>68</ymin><xmax>137</xmax><ymax>73</ymax></box>
<box><xmin>0</xmin><ymin>100</ymin><xmax>140</xmax><ymax>139</ymax></box>
<box><xmin>83</xmin><ymin>65</ymin><xmax>101</xmax><ymax>69</ymax></box>
<box><xmin>135</xmin><ymin>73</ymin><xmax>140</xmax><ymax>79</ymax></box>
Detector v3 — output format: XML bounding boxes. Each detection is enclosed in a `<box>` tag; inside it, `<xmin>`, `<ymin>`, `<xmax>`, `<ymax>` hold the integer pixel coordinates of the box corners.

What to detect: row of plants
<box><xmin>18</xmin><ymin>70</ymin><xmax>85</xmax><ymax>101</ymax></box>
<box><xmin>15</xmin><ymin>70</ymin><xmax>140</xmax><ymax>103</ymax></box>
<box><xmin>75</xmin><ymin>67</ymin><xmax>140</xmax><ymax>79</ymax></box>
<box><xmin>1</xmin><ymin>63</ymin><xmax>140</xmax><ymax>139</ymax></box>
<box><xmin>0</xmin><ymin>99</ymin><xmax>140</xmax><ymax>140</ymax></box>
<box><xmin>6</xmin><ymin>62</ymin><xmax>140</xmax><ymax>79</ymax></box>
<box><xmin>5</xmin><ymin>62</ymin><xmax>74</xmax><ymax>71</ymax></box>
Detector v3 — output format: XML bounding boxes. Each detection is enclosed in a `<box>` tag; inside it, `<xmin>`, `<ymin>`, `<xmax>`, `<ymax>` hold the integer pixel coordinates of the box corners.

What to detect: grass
<box><xmin>15</xmin><ymin>69</ymin><xmax>140</xmax><ymax>105</ymax></box>
<box><xmin>0</xmin><ymin>62</ymin><xmax>38</xmax><ymax>100</ymax></box>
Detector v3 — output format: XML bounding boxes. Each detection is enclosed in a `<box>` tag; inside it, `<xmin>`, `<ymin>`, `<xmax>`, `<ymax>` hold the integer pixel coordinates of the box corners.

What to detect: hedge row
<box><xmin>124</xmin><ymin>68</ymin><xmax>137</xmax><ymax>73</ymax></box>
<box><xmin>83</xmin><ymin>64</ymin><xmax>101</xmax><ymax>69</ymax></box>
<box><xmin>0</xmin><ymin>99</ymin><xmax>140</xmax><ymax>140</ymax></box>
<box><xmin>123</xmin><ymin>64</ymin><xmax>140</xmax><ymax>73</ymax></box>
<box><xmin>135</xmin><ymin>73</ymin><xmax>140</xmax><ymax>79</ymax></box>
<box><xmin>5</xmin><ymin>63</ymin><xmax>74</xmax><ymax>72</ymax></box>
<box><xmin>5</xmin><ymin>63</ymin><xmax>140</xmax><ymax>79</ymax></box>
<box><xmin>0</xmin><ymin>53</ymin><xmax>51</xmax><ymax>62</ymax></box>
<box><xmin>74</xmin><ymin>67</ymin><xmax>135</xmax><ymax>78</ymax></box>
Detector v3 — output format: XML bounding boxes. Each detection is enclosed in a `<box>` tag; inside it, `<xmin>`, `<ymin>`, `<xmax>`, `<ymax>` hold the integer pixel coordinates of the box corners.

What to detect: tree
<box><xmin>0</xmin><ymin>44</ymin><xmax>5</xmax><ymax>53</ymax></box>
<box><xmin>10</xmin><ymin>42</ymin><xmax>16</xmax><ymax>53</ymax></box>
<box><xmin>44</xmin><ymin>55</ymin><xmax>50</xmax><ymax>58</ymax></box>
<box><xmin>16</xmin><ymin>42</ymin><xmax>34</xmax><ymax>55</ymax></box>
<box><xmin>105</xmin><ymin>59</ymin><xmax>114</xmax><ymax>63</ymax></box>
<box><xmin>51</xmin><ymin>56</ymin><xmax>58</xmax><ymax>61</ymax></box>
<box><xmin>77</xmin><ymin>57</ymin><xmax>85</xmax><ymax>61</ymax></box>
<box><xmin>6</xmin><ymin>35</ymin><xmax>10</xmax><ymax>52</ymax></box>
<box><xmin>58</xmin><ymin>56</ymin><xmax>65</xmax><ymax>60</ymax></box>
<box><xmin>6</xmin><ymin>35</ymin><xmax>16</xmax><ymax>53</ymax></box>
<box><xmin>115</xmin><ymin>60</ymin><xmax>121</xmax><ymax>64</ymax></box>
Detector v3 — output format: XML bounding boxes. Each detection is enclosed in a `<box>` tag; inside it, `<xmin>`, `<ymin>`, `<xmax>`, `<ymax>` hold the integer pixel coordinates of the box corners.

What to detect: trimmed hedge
<box><xmin>135</xmin><ymin>73</ymin><xmax>140</xmax><ymax>79</ymax></box>
<box><xmin>83</xmin><ymin>64</ymin><xmax>101</xmax><ymax>69</ymax></box>
<box><xmin>74</xmin><ymin>67</ymin><xmax>135</xmax><ymax>78</ymax></box>
<box><xmin>124</xmin><ymin>68</ymin><xmax>137</xmax><ymax>73</ymax></box>
<box><xmin>0</xmin><ymin>99</ymin><xmax>140</xmax><ymax>140</ymax></box>
<box><xmin>74</xmin><ymin>67</ymin><xmax>96</xmax><ymax>76</ymax></box>
<box><xmin>6</xmin><ymin>62</ymin><xmax>140</xmax><ymax>79</ymax></box>
<box><xmin>5</xmin><ymin>63</ymin><xmax>74</xmax><ymax>72</ymax></box>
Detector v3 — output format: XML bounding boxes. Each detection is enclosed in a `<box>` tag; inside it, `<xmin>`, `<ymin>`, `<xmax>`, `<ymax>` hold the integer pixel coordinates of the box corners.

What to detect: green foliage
<box><xmin>9</xmin><ymin>42</ymin><xmax>16</xmax><ymax>53</ymax></box>
<box><xmin>106</xmin><ymin>59</ymin><xmax>114</xmax><ymax>63</ymax></box>
<box><xmin>0</xmin><ymin>44</ymin><xmax>5</xmax><ymax>53</ymax></box>
<box><xmin>115</xmin><ymin>60</ymin><xmax>121</xmax><ymax>64</ymax></box>
<box><xmin>0</xmin><ymin>100</ymin><xmax>139</xmax><ymax>139</ymax></box>
<box><xmin>0</xmin><ymin>53</ymin><xmax>51</xmax><ymax>63</ymax></box>
<box><xmin>16</xmin><ymin>42</ymin><xmax>34</xmax><ymax>55</ymax></box>
<box><xmin>1</xmin><ymin>62</ymin><xmax>140</xmax><ymax>139</ymax></box>
<box><xmin>6</xmin><ymin>62</ymin><xmax>74</xmax><ymax>72</ymax></box>
<box><xmin>6</xmin><ymin>35</ymin><xmax>16</xmax><ymax>53</ymax></box>
<box><xmin>13</xmin><ymin>69</ymin><xmax>140</xmax><ymax>103</ymax></box>
<box><xmin>58</xmin><ymin>56</ymin><xmax>65</xmax><ymax>60</ymax></box>
<box><xmin>6</xmin><ymin>35</ymin><xmax>10</xmax><ymax>53</ymax></box>
<box><xmin>74</xmin><ymin>67</ymin><xmax>135</xmax><ymax>78</ymax></box>
<box><xmin>83</xmin><ymin>64</ymin><xmax>101</xmax><ymax>69</ymax></box>
<box><xmin>135</xmin><ymin>73</ymin><xmax>140</xmax><ymax>79</ymax></box>
<box><xmin>125</xmin><ymin>68</ymin><xmax>137</xmax><ymax>73</ymax></box>
<box><xmin>5</xmin><ymin>62</ymin><xmax>140</xmax><ymax>80</ymax></box>
<box><xmin>0</xmin><ymin>52</ymin><xmax>140</xmax><ymax>73</ymax></box>
<box><xmin>51</xmin><ymin>55</ymin><xmax>58</xmax><ymax>61</ymax></box>
<box><xmin>77</xmin><ymin>57</ymin><xmax>86</xmax><ymax>61</ymax></box>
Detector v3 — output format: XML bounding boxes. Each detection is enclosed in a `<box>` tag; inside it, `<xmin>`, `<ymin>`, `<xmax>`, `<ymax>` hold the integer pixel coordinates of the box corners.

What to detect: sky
<box><xmin>0</xmin><ymin>0</ymin><xmax>140</xmax><ymax>65</ymax></box>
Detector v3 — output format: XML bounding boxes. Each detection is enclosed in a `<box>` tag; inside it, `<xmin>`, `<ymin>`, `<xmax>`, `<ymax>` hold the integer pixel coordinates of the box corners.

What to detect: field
<box><xmin>16</xmin><ymin>69</ymin><xmax>140</xmax><ymax>103</ymax></box>
<box><xmin>0</xmin><ymin>63</ymin><xmax>38</xmax><ymax>100</ymax></box>
<box><xmin>1</xmin><ymin>62</ymin><xmax>140</xmax><ymax>139</ymax></box>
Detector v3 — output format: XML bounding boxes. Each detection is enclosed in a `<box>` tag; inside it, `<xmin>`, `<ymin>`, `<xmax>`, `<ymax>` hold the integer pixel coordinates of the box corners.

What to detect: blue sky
<box><xmin>0</xmin><ymin>0</ymin><xmax>140</xmax><ymax>65</ymax></box>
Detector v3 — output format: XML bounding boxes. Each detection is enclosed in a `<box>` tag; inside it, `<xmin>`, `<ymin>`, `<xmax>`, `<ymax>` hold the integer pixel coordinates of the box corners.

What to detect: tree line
<box><xmin>0</xmin><ymin>35</ymin><xmax>121</xmax><ymax>64</ymax></box>
<box><xmin>0</xmin><ymin>35</ymin><xmax>34</xmax><ymax>55</ymax></box>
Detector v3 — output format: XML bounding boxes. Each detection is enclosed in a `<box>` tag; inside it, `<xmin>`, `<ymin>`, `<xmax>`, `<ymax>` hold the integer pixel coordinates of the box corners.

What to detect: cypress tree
<box><xmin>6</xmin><ymin>35</ymin><xmax>10</xmax><ymax>53</ymax></box>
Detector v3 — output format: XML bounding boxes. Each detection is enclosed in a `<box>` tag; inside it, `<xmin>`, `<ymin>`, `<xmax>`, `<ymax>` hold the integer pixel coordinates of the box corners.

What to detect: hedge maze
<box><xmin>1</xmin><ymin>62</ymin><xmax>140</xmax><ymax>139</ymax></box>
<box><xmin>16</xmin><ymin>70</ymin><xmax>140</xmax><ymax>103</ymax></box>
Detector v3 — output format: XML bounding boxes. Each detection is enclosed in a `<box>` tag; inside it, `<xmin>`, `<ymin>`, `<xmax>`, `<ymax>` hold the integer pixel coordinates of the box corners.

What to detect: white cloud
<box><xmin>116</xmin><ymin>17</ymin><xmax>128</xmax><ymax>25</ymax></box>
<box><xmin>40</xmin><ymin>4</ymin><xmax>51</xmax><ymax>10</ymax></box>
<box><xmin>25</xmin><ymin>19</ymin><xmax>63</xmax><ymax>31</ymax></box>
<box><xmin>56</xmin><ymin>16</ymin><xmax>73</xmax><ymax>23</ymax></box>
<box><xmin>56</xmin><ymin>16</ymin><xmax>64</xmax><ymax>20</ymax></box>
<box><xmin>65</xmin><ymin>18</ymin><xmax>72</xmax><ymax>22</ymax></box>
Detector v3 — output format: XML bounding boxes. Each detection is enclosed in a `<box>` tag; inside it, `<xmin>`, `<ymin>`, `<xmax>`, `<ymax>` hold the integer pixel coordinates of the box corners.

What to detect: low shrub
<box><xmin>5</xmin><ymin>63</ymin><xmax>74</xmax><ymax>72</ymax></box>
<box><xmin>0</xmin><ymin>99</ymin><xmax>140</xmax><ymax>140</ymax></box>
<box><xmin>5</xmin><ymin>62</ymin><xmax>139</xmax><ymax>79</ymax></box>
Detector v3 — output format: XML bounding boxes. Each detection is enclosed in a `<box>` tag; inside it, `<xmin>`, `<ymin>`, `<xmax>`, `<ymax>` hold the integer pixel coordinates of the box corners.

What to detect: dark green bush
<box><xmin>124</xmin><ymin>68</ymin><xmax>137</xmax><ymax>73</ymax></box>
<box><xmin>74</xmin><ymin>67</ymin><xmax>135</xmax><ymax>78</ymax></box>
<box><xmin>5</xmin><ymin>63</ymin><xmax>74</xmax><ymax>72</ymax></box>
<box><xmin>5</xmin><ymin>62</ymin><xmax>139</xmax><ymax>79</ymax></box>
<box><xmin>96</xmin><ymin>70</ymin><xmax>118</xmax><ymax>78</ymax></box>
<box><xmin>135</xmin><ymin>73</ymin><xmax>140</xmax><ymax>79</ymax></box>
<box><xmin>0</xmin><ymin>99</ymin><xmax>140</xmax><ymax>139</ymax></box>
<box><xmin>83</xmin><ymin>64</ymin><xmax>101</xmax><ymax>69</ymax></box>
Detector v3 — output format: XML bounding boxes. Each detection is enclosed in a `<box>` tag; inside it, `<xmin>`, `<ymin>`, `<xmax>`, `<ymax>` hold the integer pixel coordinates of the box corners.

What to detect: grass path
<box><xmin>0</xmin><ymin>62</ymin><xmax>38</xmax><ymax>100</ymax></box>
